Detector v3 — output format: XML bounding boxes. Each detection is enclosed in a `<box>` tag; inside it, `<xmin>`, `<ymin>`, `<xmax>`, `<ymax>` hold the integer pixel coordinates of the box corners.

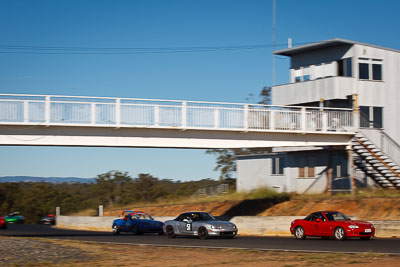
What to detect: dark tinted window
<box><xmin>345</xmin><ymin>58</ymin><xmax>352</xmax><ymax>77</ymax></box>
<box><xmin>360</xmin><ymin>106</ymin><xmax>370</xmax><ymax>128</ymax></box>
<box><xmin>196</xmin><ymin>213</ymin><xmax>215</xmax><ymax>221</ymax></box>
<box><xmin>373</xmin><ymin>64</ymin><xmax>382</xmax><ymax>80</ymax></box>
<box><xmin>338</xmin><ymin>60</ymin><xmax>344</xmax><ymax>76</ymax></box>
<box><xmin>310</xmin><ymin>212</ymin><xmax>326</xmax><ymax>222</ymax></box>
<box><xmin>338</xmin><ymin>58</ymin><xmax>352</xmax><ymax>77</ymax></box>
<box><xmin>272</xmin><ymin>157</ymin><xmax>284</xmax><ymax>175</ymax></box>
<box><xmin>177</xmin><ymin>213</ymin><xmax>192</xmax><ymax>221</ymax></box>
<box><xmin>359</xmin><ymin>63</ymin><xmax>369</xmax><ymax>79</ymax></box>
<box><xmin>373</xmin><ymin>107</ymin><xmax>383</xmax><ymax>128</ymax></box>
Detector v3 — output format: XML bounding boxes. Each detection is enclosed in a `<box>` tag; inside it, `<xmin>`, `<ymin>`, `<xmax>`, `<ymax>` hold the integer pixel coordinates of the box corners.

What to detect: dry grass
<box><xmin>70</xmin><ymin>187</ymin><xmax>288</xmax><ymax>216</ymax></box>
<box><xmin>69</xmin><ymin>188</ymin><xmax>400</xmax><ymax>218</ymax></box>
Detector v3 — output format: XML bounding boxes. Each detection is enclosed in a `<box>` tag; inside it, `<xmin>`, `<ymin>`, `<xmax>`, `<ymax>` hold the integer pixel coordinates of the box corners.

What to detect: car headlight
<box><xmin>211</xmin><ymin>225</ymin><xmax>216</xmax><ymax>229</ymax></box>
<box><xmin>371</xmin><ymin>224</ymin><xmax>375</xmax><ymax>228</ymax></box>
<box><xmin>348</xmin><ymin>225</ymin><xmax>359</xmax><ymax>229</ymax></box>
<box><xmin>232</xmin><ymin>224</ymin><xmax>236</xmax><ymax>229</ymax></box>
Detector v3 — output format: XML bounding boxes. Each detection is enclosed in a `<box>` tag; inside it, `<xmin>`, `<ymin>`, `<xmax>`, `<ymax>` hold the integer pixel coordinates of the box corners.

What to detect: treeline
<box><xmin>0</xmin><ymin>171</ymin><xmax>235</xmax><ymax>223</ymax></box>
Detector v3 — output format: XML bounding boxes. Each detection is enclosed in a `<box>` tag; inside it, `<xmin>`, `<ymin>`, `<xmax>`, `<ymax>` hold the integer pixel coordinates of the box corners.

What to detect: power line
<box><xmin>0</xmin><ymin>42</ymin><xmax>312</xmax><ymax>55</ymax></box>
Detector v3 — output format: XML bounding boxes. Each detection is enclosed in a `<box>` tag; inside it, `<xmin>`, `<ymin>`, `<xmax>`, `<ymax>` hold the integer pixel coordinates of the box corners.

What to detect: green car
<box><xmin>5</xmin><ymin>212</ymin><xmax>24</xmax><ymax>224</ymax></box>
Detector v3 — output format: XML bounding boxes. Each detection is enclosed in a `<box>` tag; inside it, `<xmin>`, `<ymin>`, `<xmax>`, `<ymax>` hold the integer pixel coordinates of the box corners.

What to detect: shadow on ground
<box><xmin>217</xmin><ymin>196</ymin><xmax>290</xmax><ymax>220</ymax></box>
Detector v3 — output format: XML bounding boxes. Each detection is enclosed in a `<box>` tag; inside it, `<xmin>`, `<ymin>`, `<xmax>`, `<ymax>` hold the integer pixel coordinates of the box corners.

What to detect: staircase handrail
<box><xmin>358</xmin><ymin>112</ymin><xmax>400</xmax><ymax>166</ymax></box>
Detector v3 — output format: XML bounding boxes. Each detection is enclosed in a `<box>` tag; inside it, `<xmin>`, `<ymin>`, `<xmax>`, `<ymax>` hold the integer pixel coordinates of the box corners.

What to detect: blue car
<box><xmin>112</xmin><ymin>210</ymin><xmax>164</xmax><ymax>235</ymax></box>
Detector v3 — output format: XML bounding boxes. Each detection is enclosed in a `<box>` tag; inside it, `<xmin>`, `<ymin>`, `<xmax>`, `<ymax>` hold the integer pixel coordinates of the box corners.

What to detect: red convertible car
<box><xmin>290</xmin><ymin>211</ymin><xmax>375</xmax><ymax>240</ymax></box>
<box><xmin>0</xmin><ymin>216</ymin><xmax>6</xmax><ymax>229</ymax></box>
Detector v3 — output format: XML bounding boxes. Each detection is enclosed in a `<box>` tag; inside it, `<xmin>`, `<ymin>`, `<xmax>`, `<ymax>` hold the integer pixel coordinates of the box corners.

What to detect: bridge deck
<box><xmin>0</xmin><ymin>94</ymin><xmax>356</xmax><ymax>148</ymax></box>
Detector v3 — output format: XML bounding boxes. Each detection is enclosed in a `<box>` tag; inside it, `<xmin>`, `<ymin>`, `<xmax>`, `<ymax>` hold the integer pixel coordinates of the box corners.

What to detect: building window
<box><xmin>293</xmin><ymin>67</ymin><xmax>310</xmax><ymax>83</ymax></box>
<box><xmin>360</xmin><ymin>106</ymin><xmax>370</xmax><ymax>128</ymax></box>
<box><xmin>359</xmin><ymin>63</ymin><xmax>369</xmax><ymax>79</ymax></box>
<box><xmin>332</xmin><ymin>154</ymin><xmax>348</xmax><ymax>178</ymax></box>
<box><xmin>360</xmin><ymin>106</ymin><xmax>383</xmax><ymax>128</ymax></box>
<box><xmin>373</xmin><ymin>107</ymin><xmax>383</xmax><ymax>128</ymax></box>
<box><xmin>336</xmin><ymin>165</ymin><xmax>342</xmax><ymax>178</ymax></box>
<box><xmin>358</xmin><ymin>58</ymin><xmax>383</xmax><ymax>81</ymax></box>
<box><xmin>338</xmin><ymin>58</ymin><xmax>352</xmax><ymax>77</ymax></box>
<box><xmin>272</xmin><ymin>157</ymin><xmax>284</xmax><ymax>175</ymax></box>
<box><xmin>298</xmin><ymin>157</ymin><xmax>315</xmax><ymax>178</ymax></box>
<box><xmin>372</xmin><ymin>64</ymin><xmax>382</xmax><ymax>80</ymax></box>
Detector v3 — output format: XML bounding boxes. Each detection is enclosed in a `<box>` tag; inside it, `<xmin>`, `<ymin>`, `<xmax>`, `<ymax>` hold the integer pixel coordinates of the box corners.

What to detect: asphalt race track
<box><xmin>2</xmin><ymin>224</ymin><xmax>400</xmax><ymax>255</ymax></box>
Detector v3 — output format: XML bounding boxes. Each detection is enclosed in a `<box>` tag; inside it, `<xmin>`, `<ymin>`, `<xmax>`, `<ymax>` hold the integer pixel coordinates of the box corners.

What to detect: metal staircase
<box><xmin>352</xmin><ymin>130</ymin><xmax>400</xmax><ymax>189</ymax></box>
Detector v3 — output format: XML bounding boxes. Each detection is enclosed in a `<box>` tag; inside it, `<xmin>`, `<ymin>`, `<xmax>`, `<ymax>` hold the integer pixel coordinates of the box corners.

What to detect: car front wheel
<box><xmin>166</xmin><ymin>225</ymin><xmax>176</xmax><ymax>238</ymax></box>
<box><xmin>334</xmin><ymin>227</ymin><xmax>346</xmax><ymax>241</ymax></box>
<box><xmin>294</xmin><ymin>226</ymin><xmax>306</xmax><ymax>240</ymax></box>
<box><xmin>198</xmin><ymin>227</ymin><xmax>209</xmax><ymax>240</ymax></box>
<box><xmin>112</xmin><ymin>225</ymin><xmax>120</xmax><ymax>235</ymax></box>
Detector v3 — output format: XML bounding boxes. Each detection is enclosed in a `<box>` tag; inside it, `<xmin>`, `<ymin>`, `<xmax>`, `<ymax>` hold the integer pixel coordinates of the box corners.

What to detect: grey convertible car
<box><xmin>163</xmin><ymin>211</ymin><xmax>238</xmax><ymax>239</ymax></box>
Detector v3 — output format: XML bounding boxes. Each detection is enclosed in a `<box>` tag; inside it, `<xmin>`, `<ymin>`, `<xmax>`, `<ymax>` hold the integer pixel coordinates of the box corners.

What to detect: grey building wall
<box><xmin>272</xmin><ymin>41</ymin><xmax>400</xmax><ymax>145</ymax></box>
<box><xmin>237</xmin><ymin>150</ymin><xmax>351</xmax><ymax>194</ymax></box>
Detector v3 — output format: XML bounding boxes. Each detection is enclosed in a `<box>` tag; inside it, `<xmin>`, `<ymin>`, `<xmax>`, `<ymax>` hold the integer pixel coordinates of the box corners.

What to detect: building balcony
<box><xmin>272</xmin><ymin>76</ymin><xmax>384</xmax><ymax>106</ymax></box>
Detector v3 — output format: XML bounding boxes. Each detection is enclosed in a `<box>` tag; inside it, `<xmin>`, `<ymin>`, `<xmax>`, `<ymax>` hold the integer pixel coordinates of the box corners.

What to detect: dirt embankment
<box><xmin>104</xmin><ymin>197</ymin><xmax>400</xmax><ymax>220</ymax></box>
<box><xmin>260</xmin><ymin>197</ymin><xmax>400</xmax><ymax>220</ymax></box>
<box><xmin>103</xmin><ymin>196</ymin><xmax>288</xmax><ymax>218</ymax></box>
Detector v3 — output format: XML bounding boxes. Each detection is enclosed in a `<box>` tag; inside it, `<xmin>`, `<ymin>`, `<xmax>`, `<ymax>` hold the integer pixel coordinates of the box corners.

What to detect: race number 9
<box><xmin>186</xmin><ymin>223</ymin><xmax>192</xmax><ymax>231</ymax></box>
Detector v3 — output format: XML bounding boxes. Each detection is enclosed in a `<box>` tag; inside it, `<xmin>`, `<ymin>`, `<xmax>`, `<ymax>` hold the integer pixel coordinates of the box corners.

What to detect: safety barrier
<box><xmin>0</xmin><ymin>94</ymin><xmax>355</xmax><ymax>134</ymax></box>
<box><xmin>56</xmin><ymin>215</ymin><xmax>400</xmax><ymax>238</ymax></box>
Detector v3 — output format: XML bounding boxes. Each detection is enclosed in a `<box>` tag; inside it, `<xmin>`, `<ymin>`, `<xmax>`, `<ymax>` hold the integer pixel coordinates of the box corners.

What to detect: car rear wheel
<box><xmin>360</xmin><ymin>236</ymin><xmax>371</xmax><ymax>240</ymax></box>
<box><xmin>112</xmin><ymin>225</ymin><xmax>119</xmax><ymax>235</ymax></box>
<box><xmin>166</xmin><ymin>225</ymin><xmax>176</xmax><ymax>238</ymax></box>
<box><xmin>294</xmin><ymin>226</ymin><xmax>306</xmax><ymax>240</ymax></box>
<box><xmin>198</xmin><ymin>227</ymin><xmax>209</xmax><ymax>240</ymax></box>
<box><xmin>334</xmin><ymin>227</ymin><xmax>346</xmax><ymax>241</ymax></box>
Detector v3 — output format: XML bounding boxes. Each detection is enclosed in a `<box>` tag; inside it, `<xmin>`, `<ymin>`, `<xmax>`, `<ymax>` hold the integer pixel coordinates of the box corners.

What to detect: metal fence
<box><xmin>0</xmin><ymin>94</ymin><xmax>356</xmax><ymax>133</ymax></box>
<box><xmin>359</xmin><ymin>112</ymin><xmax>400</xmax><ymax>166</ymax></box>
<box><xmin>192</xmin><ymin>184</ymin><xmax>230</xmax><ymax>198</ymax></box>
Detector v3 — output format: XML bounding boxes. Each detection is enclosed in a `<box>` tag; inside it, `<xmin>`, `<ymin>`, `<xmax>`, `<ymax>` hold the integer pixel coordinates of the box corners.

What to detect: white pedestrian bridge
<box><xmin>0</xmin><ymin>94</ymin><xmax>356</xmax><ymax>148</ymax></box>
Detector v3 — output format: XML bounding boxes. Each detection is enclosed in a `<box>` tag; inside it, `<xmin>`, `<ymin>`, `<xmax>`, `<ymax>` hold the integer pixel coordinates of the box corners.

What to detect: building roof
<box><xmin>274</xmin><ymin>38</ymin><xmax>400</xmax><ymax>57</ymax></box>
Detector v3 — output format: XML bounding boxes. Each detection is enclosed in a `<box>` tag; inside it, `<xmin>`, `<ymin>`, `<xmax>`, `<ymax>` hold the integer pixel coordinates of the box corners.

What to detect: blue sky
<box><xmin>0</xmin><ymin>0</ymin><xmax>399</xmax><ymax>180</ymax></box>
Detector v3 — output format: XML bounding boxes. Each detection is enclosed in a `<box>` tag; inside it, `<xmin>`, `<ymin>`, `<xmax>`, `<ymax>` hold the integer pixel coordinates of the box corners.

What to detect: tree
<box><xmin>0</xmin><ymin>183</ymin><xmax>21</xmax><ymax>215</ymax></box>
<box><xmin>132</xmin><ymin>173</ymin><xmax>165</xmax><ymax>202</ymax></box>
<box><xmin>94</xmin><ymin>170</ymin><xmax>133</xmax><ymax>207</ymax></box>
<box><xmin>206</xmin><ymin>149</ymin><xmax>239</xmax><ymax>180</ymax></box>
<box><xmin>258</xmin><ymin>86</ymin><xmax>272</xmax><ymax>105</ymax></box>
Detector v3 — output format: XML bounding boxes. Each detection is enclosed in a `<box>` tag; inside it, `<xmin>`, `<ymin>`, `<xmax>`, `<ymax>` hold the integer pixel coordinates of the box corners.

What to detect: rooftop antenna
<box><xmin>272</xmin><ymin>0</ymin><xmax>276</xmax><ymax>86</ymax></box>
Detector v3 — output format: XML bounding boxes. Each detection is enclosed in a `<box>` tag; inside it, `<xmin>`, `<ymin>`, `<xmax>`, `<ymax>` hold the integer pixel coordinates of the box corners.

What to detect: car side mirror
<box><xmin>316</xmin><ymin>218</ymin><xmax>322</xmax><ymax>222</ymax></box>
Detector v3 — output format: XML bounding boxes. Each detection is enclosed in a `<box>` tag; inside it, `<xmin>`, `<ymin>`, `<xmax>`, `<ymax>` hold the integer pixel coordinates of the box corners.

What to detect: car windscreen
<box><xmin>324</xmin><ymin>212</ymin><xmax>351</xmax><ymax>221</ymax></box>
<box><xmin>134</xmin><ymin>213</ymin><xmax>153</xmax><ymax>220</ymax></box>
<box><xmin>194</xmin><ymin>213</ymin><xmax>216</xmax><ymax>221</ymax></box>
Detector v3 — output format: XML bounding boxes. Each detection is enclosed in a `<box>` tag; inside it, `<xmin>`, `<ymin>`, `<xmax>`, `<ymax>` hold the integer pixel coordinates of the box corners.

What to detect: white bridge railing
<box><xmin>0</xmin><ymin>94</ymin><xmax>356</xmax><ymax>133</ymax></box>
